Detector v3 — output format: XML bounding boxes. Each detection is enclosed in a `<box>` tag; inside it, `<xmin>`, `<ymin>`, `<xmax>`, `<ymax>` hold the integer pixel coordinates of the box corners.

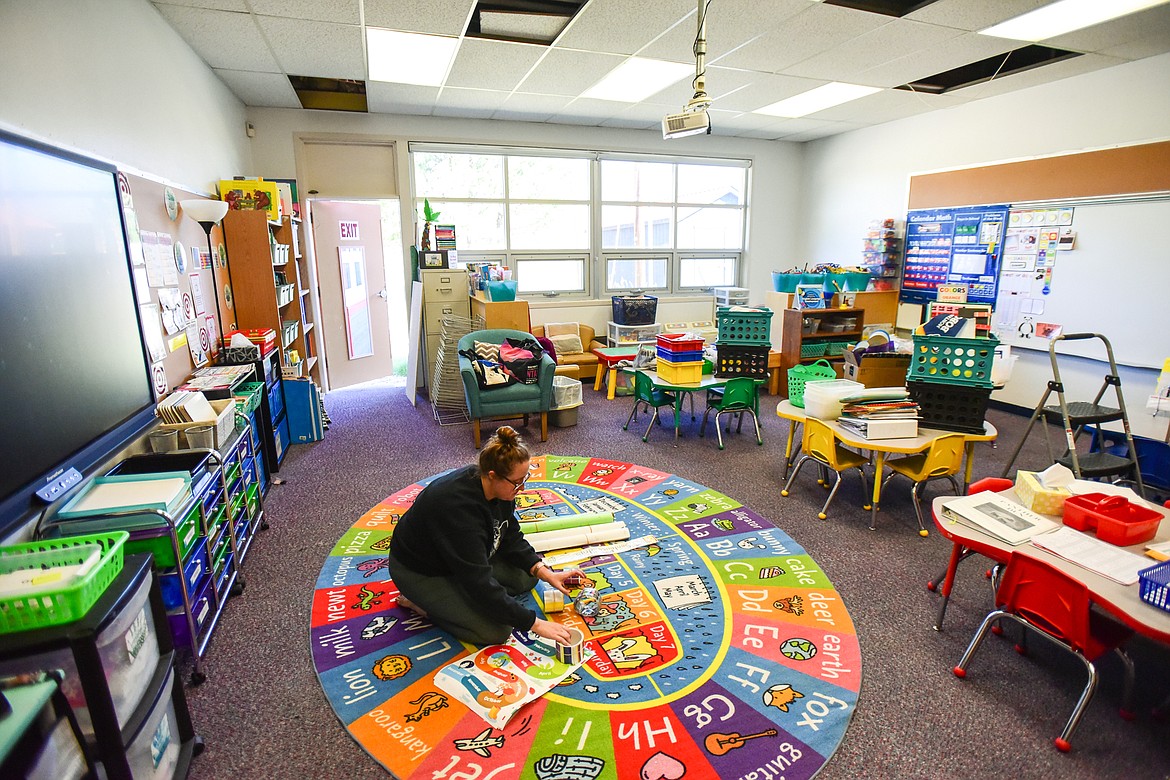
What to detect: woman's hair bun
<box><xmin>495</xmin><ymin>425</ymin><xmax>518</xmax><ymax>445</ymax></box>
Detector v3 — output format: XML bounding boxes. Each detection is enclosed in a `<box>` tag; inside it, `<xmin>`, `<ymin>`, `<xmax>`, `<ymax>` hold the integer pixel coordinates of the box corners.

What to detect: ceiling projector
<box><xmin>662</xmin><ymin>109</ymin><xmax>711</xmax><ymax>140</ymax></box>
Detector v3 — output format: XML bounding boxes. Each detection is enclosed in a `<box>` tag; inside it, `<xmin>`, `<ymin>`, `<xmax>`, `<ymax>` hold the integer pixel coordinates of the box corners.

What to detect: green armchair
<box><xmin>458</xmin><ymin>329</ymin><xmax>556</xmax><ymax>448</ymax></box>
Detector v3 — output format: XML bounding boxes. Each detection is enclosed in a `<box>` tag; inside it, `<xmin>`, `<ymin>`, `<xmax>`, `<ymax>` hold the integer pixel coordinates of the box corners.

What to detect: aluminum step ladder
<box><xmin>1000</xmin><ymin>333</ymin><xmax>1145</xmax><ymax>497</ymax></box>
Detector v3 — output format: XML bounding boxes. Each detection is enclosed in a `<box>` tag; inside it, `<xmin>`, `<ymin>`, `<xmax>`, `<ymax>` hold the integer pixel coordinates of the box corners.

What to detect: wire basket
<box><xmin>1138</xmin><ymin>560</ymin><xmax>1170</xmax><ymax>613</ymax></box>
<box><xmin>787</xmin><ymin>359</ymin><xmax>837</xmax><ymax>408</ymax></box>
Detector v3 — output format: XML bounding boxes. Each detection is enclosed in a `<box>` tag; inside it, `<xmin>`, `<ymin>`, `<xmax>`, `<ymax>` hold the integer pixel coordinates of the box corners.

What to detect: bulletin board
<box><xmin>906</xmin><ymin>140</ymin><xmax>1170</xmax><ymax>370</ymax></box>
<box><xmin>121</xmin><ymin>172</ymin><xmax>236</xmax><ymax>397</ymax></box>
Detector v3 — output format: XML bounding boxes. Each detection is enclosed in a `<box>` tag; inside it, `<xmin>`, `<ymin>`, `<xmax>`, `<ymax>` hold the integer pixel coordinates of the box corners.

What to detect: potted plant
<box><xmin>420</xmin><ymin>198</ymin><xmax>440</xmax><ymax>251</ymax></box>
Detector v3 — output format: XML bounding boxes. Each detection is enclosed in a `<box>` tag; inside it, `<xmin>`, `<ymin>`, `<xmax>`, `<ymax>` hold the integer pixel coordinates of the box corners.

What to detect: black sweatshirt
<box><xmin>390</xmin><ymin>465</ymin><xmax>541</xmax><ymax>630</ymax></box>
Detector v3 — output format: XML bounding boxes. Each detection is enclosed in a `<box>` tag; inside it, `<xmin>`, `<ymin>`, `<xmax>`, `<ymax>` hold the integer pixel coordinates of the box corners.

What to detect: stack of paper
<box><xmin>1031</xmin><ymin>526</ymin><xmax>1152</xmax><ymax>585</ymax></box>
<box><xmin>157</xmin><ymin>391</ymin><xmax>217</xmax><ymax>424</ymax></box>
<box><xmin>940</xmin><ymin>492</ymin><xmax>1060</xmax><ymax>545</ymax></box>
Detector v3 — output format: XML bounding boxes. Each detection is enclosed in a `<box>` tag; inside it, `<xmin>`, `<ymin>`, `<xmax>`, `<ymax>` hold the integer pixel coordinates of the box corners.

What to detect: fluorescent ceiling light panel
<box><xmin>980</xmin><ymin>0</ymin><xmax>1170</xmax><ymax>42</ymax></box>
<box><xmin>580</xmin><ymin>58</ymin><xmax>693</xmax><ymax>103</ymax></box>
<box><xmin>367</xmin><ymin>28</ymin><xmax>459</xmax><ymax>86</ymax></box>
<box><xmin>754</xmin><ymin>82</ymin><xmax>881</xmax><ymax>118</ymax></box>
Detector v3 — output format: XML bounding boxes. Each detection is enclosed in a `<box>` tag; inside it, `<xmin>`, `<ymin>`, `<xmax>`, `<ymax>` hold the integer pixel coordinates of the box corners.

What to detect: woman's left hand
<box><xmin>539</xmin><ymin>565</ymin><xmax>589</xmax><ymax>596</ymax></box>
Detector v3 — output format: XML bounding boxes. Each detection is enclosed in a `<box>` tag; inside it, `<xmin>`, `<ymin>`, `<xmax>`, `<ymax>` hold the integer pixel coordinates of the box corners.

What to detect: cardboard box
<box><xmin>853</xmin><ymin>418</ymin><xmax>918</xmax><ymax>440</ymax></box>
<box><xmin>1014</xmin><ymin>470</ymin><xmax>1071</xmax><ymax>515</ymax></box>
<box><xmin>843</xmin><ymin>350</ymin><xmax>911</xmax><ymax>388</ymax></box>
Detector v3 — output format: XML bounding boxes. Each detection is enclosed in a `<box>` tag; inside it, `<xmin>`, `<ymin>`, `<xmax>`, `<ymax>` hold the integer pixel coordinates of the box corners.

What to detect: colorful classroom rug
<box><xmin>310</xmin><ymin>456</ymin><xmax>861</xmax><ymax>780</ymax></box>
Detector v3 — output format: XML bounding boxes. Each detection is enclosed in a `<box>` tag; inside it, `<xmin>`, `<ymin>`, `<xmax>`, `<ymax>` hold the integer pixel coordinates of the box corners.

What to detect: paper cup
<box><xmin>555</xmin><ymin>627</ymin><xmax>585</xmax><ymax>665</ymax></box>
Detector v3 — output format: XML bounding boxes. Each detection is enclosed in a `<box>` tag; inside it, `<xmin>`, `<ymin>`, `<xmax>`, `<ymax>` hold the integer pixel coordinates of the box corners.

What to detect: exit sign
<box><xmin>339</xmin><ymin>221</ymin><xmax>359</xmax><ymax>240</ymax></box>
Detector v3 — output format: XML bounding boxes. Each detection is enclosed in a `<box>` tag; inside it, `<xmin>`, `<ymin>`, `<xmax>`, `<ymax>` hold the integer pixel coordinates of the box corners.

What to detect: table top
<box><xmin>776</xmin><ymin>399</ymin><xmax>998</xmax><ymax>453</ymax></box>
<box><xmin>931</xmin><ymin>493</ymin><xmax>1170</xmax><ymax>643</ymax></box>
<box><xmin>593</xmin><ymin>346</ymin><xmax>640</xmax><ymax>361</ymax></box>
<box><xmin>621</xmin><ymin>367</ymin><xmax>731</xmax><ymax>392</ymax></box>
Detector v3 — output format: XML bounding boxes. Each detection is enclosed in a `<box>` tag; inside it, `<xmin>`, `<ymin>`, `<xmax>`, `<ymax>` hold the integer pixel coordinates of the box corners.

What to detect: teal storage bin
<box><xmin>486</xmin><ymin>280</ymin><xmax>517</xmax><ymax>301</ymax></box>
<box><xmin>844</xmin><ymin>271</ymin><xmax>871</xmax><ymax>291</ymax></box>
<box><xmin>771</xmin><ymin>272</ymin><xmax>802</xmax><ymax>293</ymax></box>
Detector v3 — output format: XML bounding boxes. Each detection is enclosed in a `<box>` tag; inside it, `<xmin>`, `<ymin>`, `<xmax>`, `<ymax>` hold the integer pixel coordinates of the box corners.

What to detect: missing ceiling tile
<box><xmin>289</xmin><ymin>76</ymin><xmax>368</xmax><ymax>112</ymax></box>
<box><xmin>821</xmin><ymin>0</ymin><xmax>941</xmax><ymax>18</ymax></box>
<box><xmin>466</xmin><ymin>1</ymin><xmax>587</xmax><ymax>45</ymax></box>
<box><xmin>896</xmin><ymin>45</ymin><xmax>1082</xmax><ymax>94</ymax></box>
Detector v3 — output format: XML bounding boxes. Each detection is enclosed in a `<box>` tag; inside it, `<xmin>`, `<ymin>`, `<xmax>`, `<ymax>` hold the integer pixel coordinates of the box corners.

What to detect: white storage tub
<box><xmin>552</xmin><ymin>375</ymin><xmax>583</xmax><ymax>409</ymax></box>
<box><xmin>803</xmin><ymin>379</ymin><xmax>864</xmax><ymax>420</ymax></box>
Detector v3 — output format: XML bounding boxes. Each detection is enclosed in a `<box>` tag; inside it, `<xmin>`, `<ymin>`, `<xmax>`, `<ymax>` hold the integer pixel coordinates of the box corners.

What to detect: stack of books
<box><xmin>837</xmin><ymin>388</ymin><xmax>920</xmax><ymax>439</ymax></box>
<box><xmin>157</xmin><ymin>390</ymin><xmax>218</xmax><ymax>424</ymax></box>
<box><xmin>434</xmin><ymin>224</ymin><xmax>456</xmax><ymax>251</ymax></box>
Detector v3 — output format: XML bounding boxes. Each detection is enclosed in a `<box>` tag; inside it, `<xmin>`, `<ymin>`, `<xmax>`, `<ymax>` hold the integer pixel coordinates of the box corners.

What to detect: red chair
<box><xmin>952</xmin><ymin>551</ymin><xmax>1135</xmax><ymax>752</ymax></box>
<box><xmin>929</xmin><ymin>477</ymin><xmax>1014</xmax><ymax>631</ymax></box>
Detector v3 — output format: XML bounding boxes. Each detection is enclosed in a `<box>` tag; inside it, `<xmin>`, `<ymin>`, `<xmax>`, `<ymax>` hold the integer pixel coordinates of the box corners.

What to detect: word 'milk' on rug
<box><xmin>311</xmin><ymin>456</ymin><xmax>861</xmax><ymax>779</ymax></box>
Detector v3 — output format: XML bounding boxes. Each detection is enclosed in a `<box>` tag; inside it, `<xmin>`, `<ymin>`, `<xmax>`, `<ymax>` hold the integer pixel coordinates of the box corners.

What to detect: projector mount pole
<box><xmin>689</xmin><ymin>0</ymin><xmax>710</xmax><ymax>112</ymax></box>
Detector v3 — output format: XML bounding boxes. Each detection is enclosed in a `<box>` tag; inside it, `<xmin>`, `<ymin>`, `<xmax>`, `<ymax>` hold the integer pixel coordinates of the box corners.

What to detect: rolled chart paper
<box><xmin>519</xmin><ymin>511</ymin><xmax>615</xmax><ymax>534</ymax></box>
<box><xmin>525</xmin><ymin>522</ymin><xmax>630</xmax><ymax>553</ymax></box>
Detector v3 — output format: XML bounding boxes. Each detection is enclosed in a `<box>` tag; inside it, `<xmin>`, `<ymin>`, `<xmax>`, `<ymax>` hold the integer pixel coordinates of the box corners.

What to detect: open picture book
<box><xmin>940</xmin><ymin>491</ymin><xmax>1060</xmax><ymax>546</ymax></box>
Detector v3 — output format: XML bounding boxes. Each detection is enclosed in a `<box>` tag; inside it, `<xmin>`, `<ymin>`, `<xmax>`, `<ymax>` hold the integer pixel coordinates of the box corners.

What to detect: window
<box><xmin>412</xmin><ymin>145</ymin><xmax>748</xmax><ymax>297</ymax></box>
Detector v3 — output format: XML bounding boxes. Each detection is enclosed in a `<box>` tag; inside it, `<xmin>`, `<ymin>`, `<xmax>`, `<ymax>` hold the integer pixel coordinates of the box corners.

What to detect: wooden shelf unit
<box><xmin>778</xmin><ymin>307</ymin><xmax>866</xmax><ymax>397</ymax></box>
<box><xmin>470</xmin><ymin>291</ymin><xmax>530</xmax><ymax>331</ymax></box>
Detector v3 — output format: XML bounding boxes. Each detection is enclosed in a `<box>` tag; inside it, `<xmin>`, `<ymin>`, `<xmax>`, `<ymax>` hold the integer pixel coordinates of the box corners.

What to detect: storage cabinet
<box><xmin>41</xmin><ymin>428</ymin><xmax>264</xmax><ymax>686</ymax></box>
<box><xmin>861</xmin><ymin>219</ymin><xmax>902</xmax><ymax>291</ymax></box>
<box><xmin>0</xmin><ymin>555</ymin><xmax>201</xmax><ymax>779</ymax></box>
<box><xmin>470</xmin><ymin>292</ymin><xmax>529</xmax><ymax>332</ymax></box>
<box><xmin>421</xmin><ymin>268</ymin><xmax>470</xmax><ymax>390</ymax></box>
<box><xmin>778</xmin><ymin>308</ymin><xmax>866</xmax><ymax>397</ymax></box>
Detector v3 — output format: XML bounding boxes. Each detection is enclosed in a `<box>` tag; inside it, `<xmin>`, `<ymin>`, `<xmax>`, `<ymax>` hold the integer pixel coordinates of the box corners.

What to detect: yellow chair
<box><xmin>881</xmin><ymin>434</ymin><xmax>965</xmax><ymax>536</ymax></box>
<box><xmin>781</xmin><ymin>418</ymin><xmax>870</xmax><ymax>519</ymax></box>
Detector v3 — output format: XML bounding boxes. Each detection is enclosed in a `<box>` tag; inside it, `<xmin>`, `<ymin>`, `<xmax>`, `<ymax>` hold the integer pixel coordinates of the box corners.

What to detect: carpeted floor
<box><xmin>181</xmin><ymin>381</ymin><xmax>1170</xmax><ymax>779</ymax></box>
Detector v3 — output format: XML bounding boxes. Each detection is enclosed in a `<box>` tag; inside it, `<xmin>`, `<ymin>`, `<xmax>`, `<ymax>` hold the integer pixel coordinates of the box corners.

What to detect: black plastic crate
<box><xmin>612</xmin><ymin>295</ymin><xmax>658</xmax><ymax>326</ymax></box>
<box><xmin>908</xmin><ymin>379</ymin><xmax>991</xmax><ymax>434</ymax></box>
<box><xmin>714</xmin><ymin>343</ymin><xmax>770</xmax><ymax>379</ymax></box>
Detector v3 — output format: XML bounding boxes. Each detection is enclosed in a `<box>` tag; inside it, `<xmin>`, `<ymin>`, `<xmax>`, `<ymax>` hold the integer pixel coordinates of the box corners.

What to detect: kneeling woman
<box><xmin>387</xmin><ymin>426</ymin><xmax>584</xmax><ymax>646</ymax></box>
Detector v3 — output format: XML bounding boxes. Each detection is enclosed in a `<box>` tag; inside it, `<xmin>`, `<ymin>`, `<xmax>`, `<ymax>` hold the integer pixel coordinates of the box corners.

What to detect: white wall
<box><xmin>800</xmin><ymin>54</ymin><xmax>1170</xmax><ymax>439</ymax></box>
<box><xmin>246</xmin><ymin>107</ymin><xmax>804</xmax><ymax>335</ymax></box>
<box><xmin>0</xmin><ymin>0</ymin><xmax>251</xmax><ymax>192</ymax></box>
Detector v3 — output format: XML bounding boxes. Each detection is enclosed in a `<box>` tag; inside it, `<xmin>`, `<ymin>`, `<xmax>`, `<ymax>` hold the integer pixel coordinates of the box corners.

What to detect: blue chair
<box><xmin>699</xmin><ymin>377</ymin><xmax>762</xmax><ymax>449</ymax></box>
<box><xmin>624</xmin><ymin>371</ymin><xmax>678</xmax><ymax>442</ymax></box>
<box><xmin>458</xmin><ymin>329</ymin><xmax>555</xmax><ymax>448</ymax></box>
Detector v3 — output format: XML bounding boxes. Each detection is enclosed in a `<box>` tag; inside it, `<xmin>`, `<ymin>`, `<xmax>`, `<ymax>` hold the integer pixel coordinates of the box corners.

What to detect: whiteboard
<box><xmin>992</xmin><ymin>198</ymin><xmax>1170</xmax><ymax>369</ymax></box>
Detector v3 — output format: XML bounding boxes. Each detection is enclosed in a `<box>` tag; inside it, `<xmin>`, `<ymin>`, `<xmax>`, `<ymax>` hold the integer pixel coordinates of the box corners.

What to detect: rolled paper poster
<box><xmin>520</xmin><ymin>512</ymin><xmax>615</xmax><ymax>534</ymax></box>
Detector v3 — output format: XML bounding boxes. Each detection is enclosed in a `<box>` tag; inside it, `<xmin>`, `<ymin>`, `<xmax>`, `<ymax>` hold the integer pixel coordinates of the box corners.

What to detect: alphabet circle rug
<box><xmin>311</xmin><ymin>456</ymin><xmax>861</xmax><ymax>779</ymax></box>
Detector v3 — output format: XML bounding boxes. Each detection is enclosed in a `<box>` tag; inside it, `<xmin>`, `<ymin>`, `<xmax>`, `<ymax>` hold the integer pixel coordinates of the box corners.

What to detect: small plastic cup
<box><xmin>148</xmin><ymin>429</ymin><xmax>179</xmax><ymax>453</ymax></box>
<box><xmin>184</xmin><ymin>425</ymin><xmax>216</xmax><ymax>449</ymax></box>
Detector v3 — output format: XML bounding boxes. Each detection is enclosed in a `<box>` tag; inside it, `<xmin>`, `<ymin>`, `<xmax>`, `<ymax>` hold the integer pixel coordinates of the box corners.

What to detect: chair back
<box><xmin>996</xmin><ymin>552</ymin><xmax>1101</xmax><ymax>657</ymax></box>
<box><xmin>803</xmin><ymin>418</ymin><xmax>849</xmax><ymax>470</ymax></box>
<box><xmin>717</xmin><ymin>377</ymin><xmax>757</xmax><ymax>410</ymax></box>
<box><xmin>918</xmin><ymin>434</ymin><xmax>966</xmax><ymax>479</ymax></box>
<box><xmin>633</xmin><ymin>371</ymin><xmax>658</xmax><ymax>404</ymax></box>
<box><xmin>968</xmin><ymin>477</ymin><xmax>1014</xmax><ymax>495</ymax></box>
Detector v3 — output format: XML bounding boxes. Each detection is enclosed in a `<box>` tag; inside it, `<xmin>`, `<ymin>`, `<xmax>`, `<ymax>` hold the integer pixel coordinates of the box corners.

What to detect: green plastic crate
<box><xmin>0</xmin><ymin>532</ymin><xmax>127</xmax><ymax>634</ymax></box>
<box><xmin>908</xmin><ymin>334</ymin><xmax>998</xmax><ymax>387</ymax></box>
<box><xmin>716</xmin><ymin>306</ymin><xmax>773</xmax><ymax>345</ymax></box>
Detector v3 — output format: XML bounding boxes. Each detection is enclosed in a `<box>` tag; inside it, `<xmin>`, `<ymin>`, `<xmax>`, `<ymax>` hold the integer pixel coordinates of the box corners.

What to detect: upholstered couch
<box><xmin>530</xmin><ymin>323</ymin><xmax>605</xmax><ymax>382</ymax></box>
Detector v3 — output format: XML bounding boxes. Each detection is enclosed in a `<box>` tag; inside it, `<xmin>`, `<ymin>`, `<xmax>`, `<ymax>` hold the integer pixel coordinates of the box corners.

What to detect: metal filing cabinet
<box><xmin>421</xmin><ymin>268</ymin><xmax>470</xmax><ymax>389</ymax></box>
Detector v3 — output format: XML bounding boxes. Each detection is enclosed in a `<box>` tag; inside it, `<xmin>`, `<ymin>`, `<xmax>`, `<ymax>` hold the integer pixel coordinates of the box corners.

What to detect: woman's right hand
<box><xmin>530</xmin><ymin>617</ymin><xmax>573</xmax><ymax>645</ymax></box>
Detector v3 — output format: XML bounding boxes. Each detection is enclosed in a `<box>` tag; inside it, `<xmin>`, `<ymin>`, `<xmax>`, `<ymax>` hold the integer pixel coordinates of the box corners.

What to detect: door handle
<box><xmin>376</xmin><ymin>288</ymin><xmax>388</xmax><ymax>300</ymax></box>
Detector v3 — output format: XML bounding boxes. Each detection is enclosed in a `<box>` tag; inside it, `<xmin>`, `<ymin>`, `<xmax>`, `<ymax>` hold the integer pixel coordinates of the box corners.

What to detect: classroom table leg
<box><xmin>933</xmin><ymin>542</ymin><xmax>970</xmax><ymax>631</ymax></box>
<box><xmin>962</xmin><ymin>441</ymin><xmax>976</xmax><ymax>493</ymax></box>
<box><xmin>869</xmin><ymin>453</ymin><xmax>885</xmax><ymax>530</ymax></box>
<box><xmin>782</xmin><ymin>421</ymin><xmax>800</xmax><ymax>480</ymax></box>
<box><xmin>607</xmin><ymin>367</ymin><xmax>618</xmax><ymax>400</ymax></box>
<box><xmin>674</xmin><ymin>396</ymin><xmax>683</xmax><ymax>439</ymax></box>
<box><xmin>594</xmin><ymin>363</ymin><xmax>605</xmax><ymax>393</ymax></box>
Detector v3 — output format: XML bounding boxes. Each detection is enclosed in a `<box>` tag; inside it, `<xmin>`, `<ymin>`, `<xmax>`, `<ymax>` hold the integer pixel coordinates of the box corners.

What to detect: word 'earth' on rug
<box><xmin>310</xmin><ymin>456</ymin><xmax>861</xmax><ymax>780</ymax></box>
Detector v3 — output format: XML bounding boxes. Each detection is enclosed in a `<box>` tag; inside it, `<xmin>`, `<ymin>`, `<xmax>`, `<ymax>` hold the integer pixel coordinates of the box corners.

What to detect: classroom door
<box><xmin>311</xmin><ymin>201</ymin><xmax>392</xmax><ymax>389</ymax></box>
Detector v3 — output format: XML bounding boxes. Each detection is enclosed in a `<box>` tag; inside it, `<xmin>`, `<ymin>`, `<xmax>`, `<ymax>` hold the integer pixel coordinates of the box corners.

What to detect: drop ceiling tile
<box><xmin>366</xmin><ymin>82</ymin><xmax>439</xmax><ymax>115</ymax></box>
<box><xmin>1045</xmin><ymin>4</ymin><xmax>1170</xmax><ymax>54</ymax></box>
<box><xmin>711</xmin><ymin>73</ymin><xmax>826</xmax><ymax>113</ymax></box>
<box><xmin>714</xmin><ymin>3</ymin><xmax>888</xmax><ymax>73</ymax></box>
<box><xmin>786</xmin><ymin>18</ymin><xmax>966</xmax><ymax>83</ymax></box>
<box><xmin>154</xmin><ymin>5</ymin><xmax>281</xmax><ymax>71</ymax></box>
<box><xmin>364</xmin><ymin>0</ymin><xmax>474</xmax><ymax>36</ymax></box>
<box><xmin>555</xmin><ymin>0</ymin><xmax>694</xmax><ymax>55</ymax></box>
<box><xmin>492</xmin><ymin>92</ymin><xmax>573</xmax><ymax>122</ymax></box>
<box><xmin>213</xmin><ymin>68</ymin><xmax>300</xmax><ymax>107</ymax></box>
<box><xmin>516</xmin><ymin>49</ymin><xmax>624</xmax><ymax>96</ymax></box>
<box><xmin>711</xmin><ymin>110</ymin><xmax>786</xmax><ymax>132</ymax></box>
<box><xmin>782</xmin><ymin>121</ymin><xmax>863</xmax><ymax>142</ymax></box>
<box><xmin>445</xmin><ymin>39</ymin><xmax>544</xmax><ymax>91</ymax></box>
<box><xmin>639</xmin><ymin>0</ymin><xmax>809</xmax><ymax>65</ymax></box>
<box><xmin>811</xmin><ymin>87</ymin><xmax>944</xmax><ymax>122</ymax></box>
<box><xmin>948</xmin><ymin>52</ymin><xmax>1125</xmax><ymax>100</ymax></box>
<box><xmin>247</xmin><ymin>0</ymin><xmax>358</xmax><ymax>24</ymax></box>
<box><xmin>257</xmin><ymin>16</ymin><xmax>365</xmax><ymax>79</ymax></box>
<box><xmin>600</xmin><ymin>115</ymin><xmax>659</xmax><ymax>130</ymax></box>
<box><xmin>859</xmin><ymin>32</ymin><xmax>1018</xmax><ymax>88</ymax></box>
<box><xmin>433</xmin><ymin>87</ymin><xmax>509</xmax><ymax>118</ymax></box>
<box><xmin>548</xmin><ymin>97</ymin><xmax>627</xmax><ymax>125</ymax></box>
<box><xmin>153</xmin><ymin>0</ymin><xmax>247</xmax><ymax>10</ymax></box>
<box><xmin>1100</xmin><ymin>27</ymin><xmax>1170</xmax><ymax>61</ymax></box>
<box><xmin>905</xmin><ymin>0</ymin><xmax>1049</xmax><ymax>32</ymax></box>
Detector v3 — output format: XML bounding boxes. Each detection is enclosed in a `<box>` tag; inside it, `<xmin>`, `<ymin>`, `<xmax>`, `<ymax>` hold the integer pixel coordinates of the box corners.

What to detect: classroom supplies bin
<box><xmin>802</xmin><ymin>379</ymin><xmax>864</xmax><ymax>420</ymax></box>
<box><xmin>825</xmin><ymin>340</ymin><xmax>851</xmax><ymax>356</ymax></box>
<box><xmin>657</xmin><ymin>333</ymin><xmax>704</xmax><ymax>353</ymax></box>
<box><xmin>1015</xmin><ymin>470</ymin><xmax>1072</xmax><ymax>515</ymax></box>
<box><xmin>657</xmin><ymin>346</ymin><xmax>703</xmax><ymax>363</ymax></box>
<box><xmin>1138</xmin><ymin>561</ymin><xmax>1170</xmax><ymax>613</ymax></box>
<box><xmin>656</xmin><ymin>359</ymin><xmax>703</xmax><ymax>384</ymax></box>
<box><xmin>714</xmin><ymin>343</ymin><xmax>770</xmax><ymax>379</ymax></box>
<box><xmin>552</xmin><ymin>375</ymin><xmax>583</xmax><ymax>409</ymax></box>
<box><xmin>713</xmin><ymin>287</ymin><xmax>750</xmax><ymax>306</ymax></box>
<box><xmin>907</xmin><ymin>379</ymin><xmax>992</xmax><ymax>434</ymax></box>
<box><xmin>0</xmin><ymin>532</ymin><xmax>127</xmax><ymax>634</ymax></box>
<box><xmin>0</xmin><ymin>567</ymin><xmax>159</xmax><ymax>736</ymax></box>
<box><xmin>485</xmin><ymin>279</ymin><xmax>518</xmax><ymax>301</ymax></box>
<box><xmin>908</xmin><ymin>334</ymin><xmax>998</xmax><ymax>387</ymax></box>
<box><xmin>772</xmin><ymin>272</ymin><xmax>802</xmax><ymax>293</ymax></box>
<box><xmin>126</xmin><ymin>668</ymin><xmax>181</xmax><ymax>780</ymax></box>
<box><xmin>612</xmin><ymin>295</ymin><xmax>658</xmax><ymax>325</ymax></box>
<box><xmin>233</xmin><ymin>381</ymin><xmax>264</xmax><ymax>414</ymax></box>
<box><xmin>800</xmin><ymin>342</ymin><xmax>827</xmax><ymax>358</ymax></box>
<box><xmin>158</xmin><ymin>537</ymin><xmax>209</xmax><ymax>611</ymax></box>
<box><xmin>787</xmin><ymin>360</ymin><xmax>837</xmax><ymax>407</ymax></box>
<box><xmin>715</xmin><ymin>306</ymin><xmax>773</xmax><ymax>345</ymax></box>
<box><xmin>1062</xmin><ymin>493</ymin><xmax>1161</xmax><ymax>545</ymax></box>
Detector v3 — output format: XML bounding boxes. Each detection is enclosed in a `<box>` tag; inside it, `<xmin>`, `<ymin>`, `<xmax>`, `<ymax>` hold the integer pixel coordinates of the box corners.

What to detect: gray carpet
<box><xmin>181</xmin><ymin>380</ymin><xmax>1170</xmax><ymax>779</ymax></box>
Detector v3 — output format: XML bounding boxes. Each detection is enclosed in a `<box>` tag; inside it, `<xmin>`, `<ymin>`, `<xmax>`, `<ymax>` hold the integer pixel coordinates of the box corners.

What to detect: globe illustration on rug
<box><xmin>310</xmin><ymin>455</ymin><xmax>861</xmax><ymax>779</ymax></box>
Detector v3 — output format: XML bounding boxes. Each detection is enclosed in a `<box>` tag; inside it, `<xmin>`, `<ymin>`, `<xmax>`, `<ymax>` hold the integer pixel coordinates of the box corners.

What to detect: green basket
<box><xmin>825</xmin><ymin>340</ymin><xmax>851</xmax><ymax>356</ymax></box>
<box><xmin>787</xmin><ymin>360</ymin><xmax>837</xmax><ymax>408</ymax></box>
<box><xmin>800</xmin><ymin>342</ymin><xmax>827</xmax><ymax>358</ymax></box>
<box><xmin>0</xmin><ymin>531</ymin><xmax>128</xmax><ymax>634</ymax></box>
<box><xmin>909</xmin><ymin>334</ymin><xmax>998</xmax><ymax>387</ymax></box>
<box><xmin>233</xmin><ymin>382</ymin><xmax>264</xmax><ymax>415</ymax></box>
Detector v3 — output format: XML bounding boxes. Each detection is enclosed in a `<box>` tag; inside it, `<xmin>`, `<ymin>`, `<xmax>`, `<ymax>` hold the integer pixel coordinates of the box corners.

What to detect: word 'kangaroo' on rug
<box><xmin>310</xmin><ymin>456</ymin><xmax>861</xmax><ymax>779</ymax></box>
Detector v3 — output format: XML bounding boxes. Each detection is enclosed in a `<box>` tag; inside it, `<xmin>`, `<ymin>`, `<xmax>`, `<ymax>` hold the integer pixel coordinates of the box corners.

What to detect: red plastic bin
<box><xmin>657</xmin><ymin>333</ymin><xmax>704</xmax><ymax>353</ymax></box>
<box><xmin>1062</xmin><ymin>493</ymin><xmax>1162</xmax><ymax>545</ymax></box>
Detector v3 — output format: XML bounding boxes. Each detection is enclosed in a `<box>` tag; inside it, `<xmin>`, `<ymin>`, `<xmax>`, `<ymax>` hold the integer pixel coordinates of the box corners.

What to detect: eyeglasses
<box><xmin>499</xmin><ymin>472</ymin><xmax>529</xmax><ymax>490</ymax></box>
